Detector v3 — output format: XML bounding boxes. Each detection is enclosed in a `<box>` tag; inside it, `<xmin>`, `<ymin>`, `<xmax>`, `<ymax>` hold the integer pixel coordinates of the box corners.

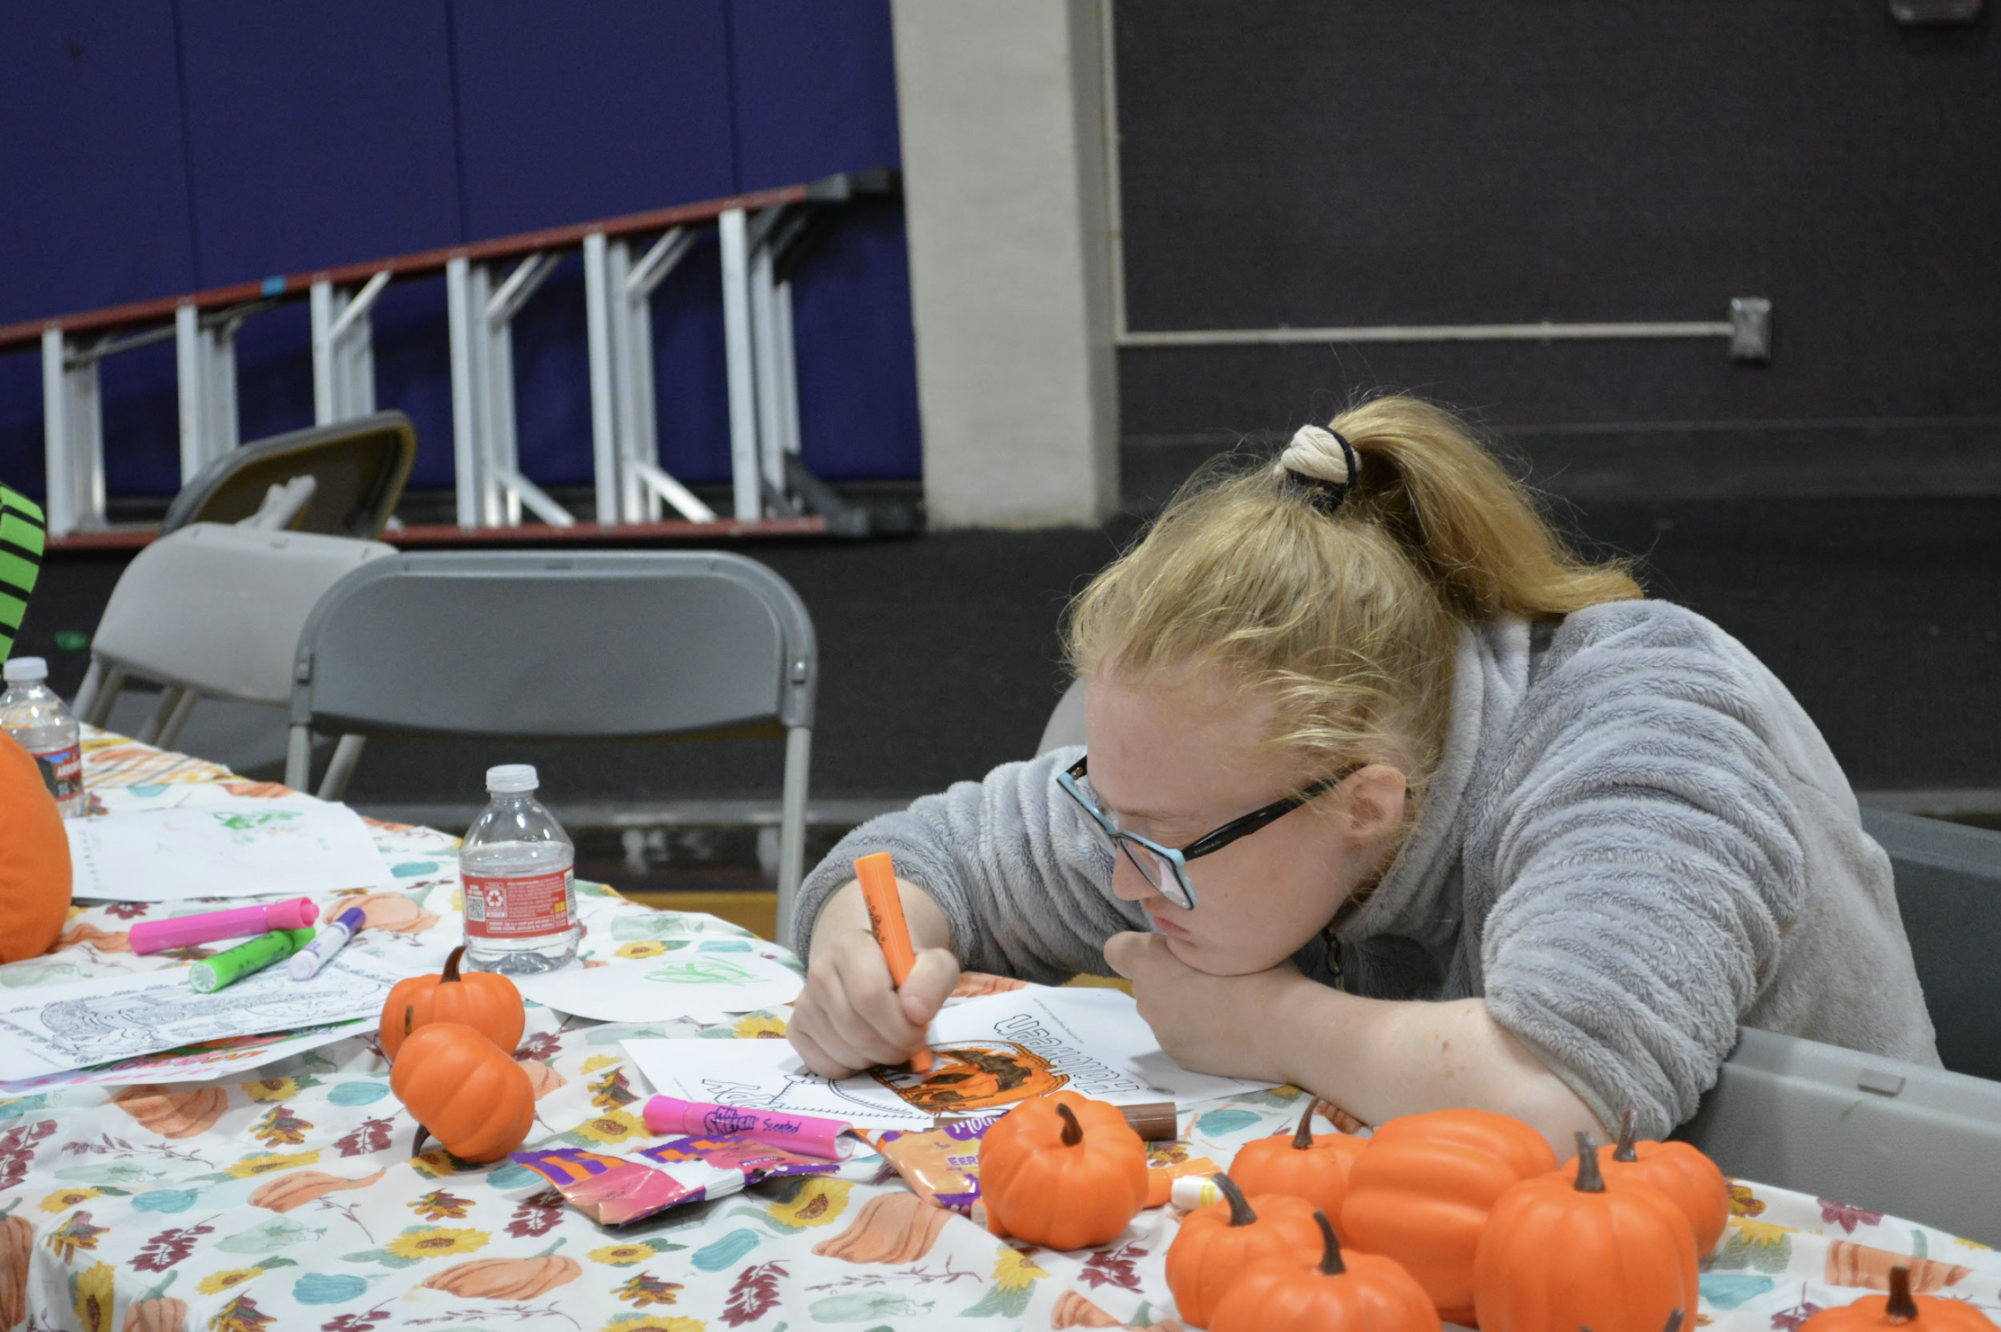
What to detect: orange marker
<box><xmin>854</xmin><ymin>851</ymin><xmax>933</xmax><ymax>1074</ymax></box>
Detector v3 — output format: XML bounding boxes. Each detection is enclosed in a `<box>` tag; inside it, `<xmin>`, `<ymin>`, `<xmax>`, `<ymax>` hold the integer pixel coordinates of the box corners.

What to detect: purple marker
<box><xmin>129</xmin><ymin>897</ymin><xmax>319</xmax><ymax>955</ymax></box>
<box><xmin>287</xmin><ymin>906</ymin><xmax>366</xmax><ymax>980</ymax></box>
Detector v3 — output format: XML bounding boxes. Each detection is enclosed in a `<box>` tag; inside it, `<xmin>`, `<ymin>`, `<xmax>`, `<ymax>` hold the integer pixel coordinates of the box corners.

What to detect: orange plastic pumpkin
<box><xmin>2</xmin><ymin>1198</ymin><xmax>32</xmax><ymax>1331</ymax></box>
<box><xmin>1230</xmin><ymin>1103</ymin><xmax>1368</xmax><ymax>1222</ymax></box>
<box><xmin>1474</xmin><ymin>1132</ymin><xmax>1699</xmax><ymax>1332</ymax></box>
<box><xmin>1797</xmin><ymin>1266</ymin><xmax>2001</xmax><ymax>1332</ymax></box>
<box><xmin>1166</xmin><ymin>1172</ymin><xmax>1326</xmax><ymax>1328</ymax></box>
<box><xmin>389</xmin><ymin>1022</ymin><xmax>535</xmax><ymax>1164</ymax></box>
<box><xmin>1212</xmin><ymin>1208</ymin><xmax>1442</xmax><ymax>1332</ymax></box>
<box><xmin>979</xmin><ymin>1091</ymin><xmax>1148</xmax><ymax>1250</ymax></box>
<box><xmin>1556</xmin><ymin>1109</ymin><xmax>1729</xmax><ymax>1257</ymax></box>
<box><xmin>0</xmin><ymin>730</ymin><xmax>71</xmax><ymax>965</ymax></box>
<box><xmin>1340</xmin><ymin>1108</ymin><xmax>1559</xmax><ymax>1324</ymax></box>
<box><xmin>379</xmin><ymin>945</ymin><xmax>525</xmax><ymax>1061</ymax></box>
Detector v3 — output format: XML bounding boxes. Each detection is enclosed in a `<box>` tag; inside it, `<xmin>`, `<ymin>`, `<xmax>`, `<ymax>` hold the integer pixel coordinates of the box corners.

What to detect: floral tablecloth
<box><xmin>2</xmin><ymin>730</ymin><xmax>1997</xmax><ymax>1332</ymax></box>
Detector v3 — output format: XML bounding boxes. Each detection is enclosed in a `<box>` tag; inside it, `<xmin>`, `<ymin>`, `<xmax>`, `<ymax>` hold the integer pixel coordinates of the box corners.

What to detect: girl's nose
<box><xmin>1108</xmin><ymin>845</ymin><xmax>1166</xmax><ymax>905</ymax></box>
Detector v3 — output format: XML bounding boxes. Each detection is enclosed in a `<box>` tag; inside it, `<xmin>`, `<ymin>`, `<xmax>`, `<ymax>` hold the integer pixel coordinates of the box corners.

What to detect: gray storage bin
<box><xmin>1677</xmin><ymin>1026</ymin><xmax>2001</xmax><ymax>1246</ymax></box>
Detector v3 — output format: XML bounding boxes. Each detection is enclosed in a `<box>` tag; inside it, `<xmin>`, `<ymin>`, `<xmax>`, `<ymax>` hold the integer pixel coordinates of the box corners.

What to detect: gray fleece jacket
<box><xmin>792</xmin><ymin>600</ymin><xmax>1940</xmax><ymax>1136</ymax></box>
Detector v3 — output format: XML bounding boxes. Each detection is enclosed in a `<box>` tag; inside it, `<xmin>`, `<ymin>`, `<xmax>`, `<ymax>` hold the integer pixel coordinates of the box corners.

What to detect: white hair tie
<box><xmin>1278</xmin><ymin>425</ymin><xmax>1359</xmax><ymax>513</ymax></box>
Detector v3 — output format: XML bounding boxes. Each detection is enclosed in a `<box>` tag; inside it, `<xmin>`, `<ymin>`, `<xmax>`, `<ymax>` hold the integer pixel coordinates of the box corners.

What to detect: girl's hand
<box><xmin>1103</xmin><ymin>930</ymin><xmax>1316</xmax><ymax>1083</ymax></box>
<box><xmin>788</xmin><ymin>926</ymin><xmax>960</xmax><ymax>1079</ymax></box>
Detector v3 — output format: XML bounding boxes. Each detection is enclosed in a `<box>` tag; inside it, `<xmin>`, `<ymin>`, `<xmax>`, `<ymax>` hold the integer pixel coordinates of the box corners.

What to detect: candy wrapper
<box><xmin>867</xmin><ymin>1114</ymin><xmax>1000</xmax><ymax>1214</ymax></box>
<box><xmin>637</xmin><ymin>1134</ymin><xmax>840</xmax><ymax>1184</ymax></box>
<box><xmin>511</xmin><ymin>1147</ymin><xmax>745</xmax><ymax>1227</ymax></box>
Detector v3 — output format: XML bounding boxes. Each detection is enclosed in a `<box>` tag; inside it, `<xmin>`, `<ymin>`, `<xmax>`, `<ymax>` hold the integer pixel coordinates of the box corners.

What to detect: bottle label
<box><xmin>29</xmin><ymin>742</ymin><xmax>83</xmax><ymax>811</ymax></box>
<box><xmin>463</xmin><ymin>869</ymin><xmax>576</xmax><ymax>940</ymax></box>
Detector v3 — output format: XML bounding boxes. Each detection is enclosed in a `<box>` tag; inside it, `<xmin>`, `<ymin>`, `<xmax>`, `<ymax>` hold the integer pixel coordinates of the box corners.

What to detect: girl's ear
<box><xmin>1337</xmin><ymin>764</ymin><xmax>1408</xmax><ymax>848</ymax></box>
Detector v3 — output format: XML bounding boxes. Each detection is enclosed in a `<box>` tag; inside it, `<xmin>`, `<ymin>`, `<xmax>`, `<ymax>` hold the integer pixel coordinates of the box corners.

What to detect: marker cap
<box><xmin>266</xmin><ymin>898</ymin><xmax>319</xmax><ymax>930</ymax></box>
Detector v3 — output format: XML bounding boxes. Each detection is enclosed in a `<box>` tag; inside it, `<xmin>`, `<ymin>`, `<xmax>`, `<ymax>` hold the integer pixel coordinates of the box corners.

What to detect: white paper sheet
<box><xmin>513</xmin><ymin>951</ymin><xmax>803</xmax><ymax>1023</ymax></box>
<box><xmin>0</xmin><ymin>1021</ymin><xmax>369</xmax><ymax>1095</ymax></box>
<box><xmin>622</xmin><ymin>985</ymin><xmax>1279</xmax><ymax>1130</ymax></box>
<box><xmin>65</xmin><ymin>795</ymin><xmax>398</xmax><ymax>901</ymax></box>
<box><xmin>0</xmin><ymin>947</ymin><xmax>442</xmax><ymax>1082</ymax></box>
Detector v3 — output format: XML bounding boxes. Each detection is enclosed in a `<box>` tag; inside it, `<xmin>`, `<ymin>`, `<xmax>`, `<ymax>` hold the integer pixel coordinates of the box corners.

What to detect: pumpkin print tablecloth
<box><xmin>2</xmin><ymin>732</ymin><xmax>1998</xmax><ymax>1332</ymax></box>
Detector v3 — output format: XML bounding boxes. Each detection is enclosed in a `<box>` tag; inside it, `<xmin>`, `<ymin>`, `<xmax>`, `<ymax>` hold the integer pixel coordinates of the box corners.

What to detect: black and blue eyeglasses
<box><xmin>1055</xmin><ymin>753</ymin><xmax>1359</xmax><ymax>911</ymax></box>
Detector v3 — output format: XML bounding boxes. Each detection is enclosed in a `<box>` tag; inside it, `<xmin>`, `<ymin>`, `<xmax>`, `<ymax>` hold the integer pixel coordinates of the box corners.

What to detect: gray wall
<box><xmin>1113</xmin><ymin>1</ymin><xmax>2001</xmax><ymax>435</ymax></box>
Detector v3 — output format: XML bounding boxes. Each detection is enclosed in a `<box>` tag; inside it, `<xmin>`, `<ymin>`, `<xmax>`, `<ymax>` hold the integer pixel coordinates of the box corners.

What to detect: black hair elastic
<box><xmin>1280</xmin><ymin>425</ymin><xmax>1359</xmax><ymax>515</ymax></box>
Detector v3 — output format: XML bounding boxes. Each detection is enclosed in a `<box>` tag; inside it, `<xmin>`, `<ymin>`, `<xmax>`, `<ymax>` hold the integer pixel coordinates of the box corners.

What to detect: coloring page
<box><xmin>623</xmin><ymin>984</ymin><xmax>1278</xmax><ymax>1130</ymax></box>
<box><xmin>513</xmin><ymin>950</ymin><xmax>803</xmax><ymax>1023</ymax></box>
<box><xmin>0</xmin><ymin>946</ymin><xmax>443</xmax><ymax>1081</ymax></box>
<box><xmin>0</xmin><ymin>1020</ymin><xmax>368</xmax><ymax>1095</ymax></box>
<box><xmin>65</xmin><ymin>795</ymin><xmax>398</xmax><ymax>901</ymax></box>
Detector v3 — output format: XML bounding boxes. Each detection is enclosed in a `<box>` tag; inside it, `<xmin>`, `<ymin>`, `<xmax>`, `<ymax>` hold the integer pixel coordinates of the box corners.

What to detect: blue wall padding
<box><xmin>449</xmin><ymin>2</ymin><xmax>738</xmax><ymax>237</ymax></box>
<box><xmin>730</xmin><ymin>0</ymin><xmax>903</xmax><ymax>191</ymax></box>
<box><xmin>0</xmin><ymin>0</ymin><xmax>914</xmax><ymax>501</ymax></box>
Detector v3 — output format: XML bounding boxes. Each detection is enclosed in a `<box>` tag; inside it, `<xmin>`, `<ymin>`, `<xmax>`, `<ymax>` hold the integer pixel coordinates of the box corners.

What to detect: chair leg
<box><xmin>775</xmin><ymin>725</ymin><xmax>813</xmax><ymax>947</ymax></box>
<box><xmin>136</xmin><ymin>687</ymin><xmax>187</xmax><ymax>746</ymax></box>
<box><xmin>318</xmin><ymin>734</ymin><xmax>367</xmax><ymax>802</ymax></box>
<box><xmin>154</xmin><ymin>690</ymin><xmax>201</xmax><ymax>750</ymax></box>
<box><xmin>285</xmin><ymin>724</ymin><xmax>313</xmax><ymax>792</ymax></box>
<box><xmin>73</xmin><ymin>662</ymin><xmax>106</xmax><ymax>722</ymax></box>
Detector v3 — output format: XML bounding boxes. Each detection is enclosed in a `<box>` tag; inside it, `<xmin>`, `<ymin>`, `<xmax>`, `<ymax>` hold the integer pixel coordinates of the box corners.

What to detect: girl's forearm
<box><xmin>807</xmin><ymin>877</ymin><xmax>955</xmax><ymax>958</ymax></box>
<box><xmin>1262</xmin><ymin>984</ymin><xmax>1607</xmax><ymax>1156</ymax></box>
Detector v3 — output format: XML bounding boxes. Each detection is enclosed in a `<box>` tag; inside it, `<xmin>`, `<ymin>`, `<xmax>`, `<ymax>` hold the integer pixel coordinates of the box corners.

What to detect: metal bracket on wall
<box><xmin>1729</xmin><ymin>298</ymin><xmax>1773</xmax><ymax>363</ymax></box>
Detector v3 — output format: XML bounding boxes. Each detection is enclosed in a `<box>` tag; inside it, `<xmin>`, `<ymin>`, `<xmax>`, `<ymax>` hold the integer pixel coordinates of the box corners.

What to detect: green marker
<box><xmin>189</xmin><ymin>927</ymin><xmax>317</xmax><ymax>994</ymax></box>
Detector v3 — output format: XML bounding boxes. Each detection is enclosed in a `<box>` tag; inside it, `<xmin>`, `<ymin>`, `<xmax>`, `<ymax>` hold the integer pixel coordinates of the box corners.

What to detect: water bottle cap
<box><xmin>3</xmin><ymin>656</ymin><xmax>48</xmax><ymax>684</ymax></box>
<box><xmin>485</xmin><ymin>763</ymin><xmax>539</xmax><ymax>793</ymax></box>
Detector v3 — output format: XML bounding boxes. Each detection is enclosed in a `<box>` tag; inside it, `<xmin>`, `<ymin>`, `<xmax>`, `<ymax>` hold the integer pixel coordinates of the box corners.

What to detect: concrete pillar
<box><xmin>891</xmin><ymin>0</ymin><xmax>1119</xmax><ymax>529</ymax></box>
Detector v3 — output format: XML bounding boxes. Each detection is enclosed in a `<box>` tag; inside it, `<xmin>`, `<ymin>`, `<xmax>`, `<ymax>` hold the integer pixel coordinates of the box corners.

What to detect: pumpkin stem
<box><xmin>403</xmin><ymin>1003</ymin><xmax>415</xmax><ymax>1037</ymax></box>
<box><xmin>1662</xmin><ymin>1311</ymin><xmax>1686</xmax><ymax>1332</ymax></box>
<box><xmin>1314</xmin><ymin>1209</ymin><xmax>1345</xmax><ymax>1276</ymax></box>
<box><xmin>533</xmin><ymin>1237</ymin><xmax>567</xmax><ymax>1258</ymax></box>
<box><xmin>1056</xmin><ymin>1102</ymin><xmax>1083</xmax><ymax>1147</ymax></box>
<box><xmin>1211</xmin><ymin>1173</ymin><xmax>1257</xmax><ymax>1228</ymax></box>
<box><xmin>1885</xmin><ymin>1266</ymin><xmax>1917</xmax><ymax>1324</ymax></box>
<box><xmin>412</xmin><ymin>1125</ymin><xmax>432</xmax><ymax>1158</ymax></box>
<box><xmin>1572</xmin><ymin>1131</ymin><xmax>1606</xmax><ymax>1193</ymax></box>
<box><xmin>443</xmin><ymin>945</ymin><xmax>465</xmax><ymax>984</ymax></box>
<box><xmin>1290</xmin><ymin>1103</ymin><xmax>1316</xmax><ymax>1150</ymax></box>
<box><xmin>137</xmin><ymin>1270</ymin><xmax>180</xmax><ymax>1303</ymax></box>
<box><xmin>1614</xmin><ymin>1108</ymin><xmax>1641</xmax><ymax>1163</ymax></box>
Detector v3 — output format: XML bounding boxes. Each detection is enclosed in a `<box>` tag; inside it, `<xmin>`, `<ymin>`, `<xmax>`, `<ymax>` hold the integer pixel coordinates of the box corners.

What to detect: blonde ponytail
<box><xmin>1064</xmin><ymin>393</ymin><xmax>1641</xmax><ymax>805</ymax></box>
<box><xmin>1330</xmin><ymin>396</ymin><xmax>1641</xmax><ymax>621</ymax></box>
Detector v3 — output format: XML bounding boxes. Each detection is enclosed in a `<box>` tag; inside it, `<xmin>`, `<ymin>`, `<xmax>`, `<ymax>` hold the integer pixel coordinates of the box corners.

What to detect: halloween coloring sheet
<box><xmin>623</xmin><ymin>984</ymin><xmax>1278</xmax><ymax>1129</ymax></box>
<box><xmin>0</xmin><ymin>947</ymin><xmax>439</xmax><ymax>1082</ymax></box>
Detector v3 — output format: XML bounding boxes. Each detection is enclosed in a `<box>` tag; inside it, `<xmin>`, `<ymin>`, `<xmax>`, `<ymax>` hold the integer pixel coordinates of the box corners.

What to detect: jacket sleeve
<box><xmin>1473</xmin><ymin>606</ymin><xmax>1810</xmax><ymax>1138</ymax></box>
<box><xmin>787</xmin><ymin>744</ymin><xmax>1144</xmax><ymax>983</ymax></box>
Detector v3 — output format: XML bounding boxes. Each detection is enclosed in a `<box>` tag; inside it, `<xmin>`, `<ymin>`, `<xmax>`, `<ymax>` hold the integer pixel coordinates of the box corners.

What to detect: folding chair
<box><xmin>162</xmin><ymin>411</ymin><xmax>417</xmax><ymax>539</ymax></box>
<box><xmin>286</xmin><ymin>551</ymin><xmax>818</xmax><ymax>938</ymax></box>
<box><xmin>72</xmin><ymin>523</ymin><xmax>395</xmax><ymax>751</ymax></box>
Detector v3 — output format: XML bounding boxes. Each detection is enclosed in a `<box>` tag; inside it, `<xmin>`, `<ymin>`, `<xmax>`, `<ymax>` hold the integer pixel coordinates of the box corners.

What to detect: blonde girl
<box><xmin>786</xmin><ymin>395</ymin><xmax>1937</xmax><ymax>1149</ymax></box>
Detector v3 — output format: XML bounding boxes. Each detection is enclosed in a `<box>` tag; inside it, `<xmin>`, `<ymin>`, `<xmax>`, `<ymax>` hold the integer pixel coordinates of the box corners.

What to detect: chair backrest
<box><xmin>162</xmin><ymin>411</ymin><xmax>417</xmax><ymax>540</ymax></box>
<box><xmin>290</xmin><ymin>550</ymin><xmax>815</xmax><ymax>740</ymax></box>
<box><xmin>1037</xmin><ymin>676</ymin><xmax>1087</xmax><ymax>756</ymax></box>
<box><xmin>90</xmin><ymin>524</ymin><xmax>397</xmax><ymax>707</ymax></box>
<box><xmin>1861</xmin><ymin>808</ymin><xmax>2001</xmax><ymax>1082</ymax></box>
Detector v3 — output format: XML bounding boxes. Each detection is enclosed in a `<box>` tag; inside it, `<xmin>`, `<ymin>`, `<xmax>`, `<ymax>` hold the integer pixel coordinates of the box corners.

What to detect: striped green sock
<box><xmin>0</xmin><ymin>487</ymin><xmax>45</xmax><ymax>666</ymax></box>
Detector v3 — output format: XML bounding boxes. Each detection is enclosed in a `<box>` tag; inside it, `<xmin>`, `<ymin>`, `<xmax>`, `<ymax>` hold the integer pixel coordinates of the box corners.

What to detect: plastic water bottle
<box><xmin>0</xmin><ymin>657</ymin><xmax>85</xmax><ymax>818</ymax></box>
<box><xmin>459</xmin><ymin>764</ymin><xmax>578</xmax><ymax>974</ymax></box>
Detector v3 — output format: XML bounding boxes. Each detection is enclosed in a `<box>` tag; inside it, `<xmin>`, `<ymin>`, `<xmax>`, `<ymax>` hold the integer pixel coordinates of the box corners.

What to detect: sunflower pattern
<box><xmin>1</xmin><ymin>731</ymin><xmax>1991</xmax><ymax>1332</ymax></box>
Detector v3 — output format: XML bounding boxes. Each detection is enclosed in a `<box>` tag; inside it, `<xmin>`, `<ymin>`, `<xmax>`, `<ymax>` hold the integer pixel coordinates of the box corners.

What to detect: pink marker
<box><xmin>643</xmin><ymin>1096</ymin><xmax>856</xmax><ymax>1160</ymax></box>
<box><xmin>129</xmin><ymin>898</ymin><xmax>320</xmax><ymax>955</ymax></box>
